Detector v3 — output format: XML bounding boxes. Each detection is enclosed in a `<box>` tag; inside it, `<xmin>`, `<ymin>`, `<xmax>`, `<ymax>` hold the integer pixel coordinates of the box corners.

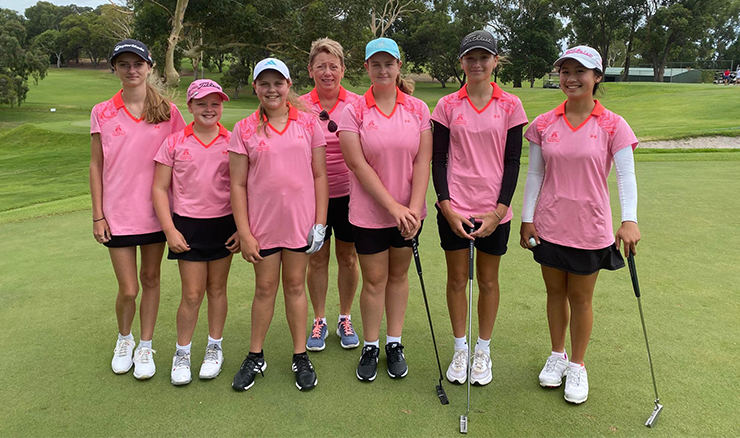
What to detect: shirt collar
<box><xmin>184</xmin><ymin>122</ymin><xmax>228</xmax><ymax>138</ymax></box>
<box><xmin>364</xmin><ymin>86</ymin><xmax>406</xmax><ymax>108</ymax></box>
<box><xmin>112</xmin><ymin>90</ymin><xmax>125</xmax><ymax>109</ymax></box>
<box><xmin>261</xmin><ymin>103</ymin><xmax>299</xmax><ymax>122</ymax></box>
<box><xmin>309</xmin><ymin>86</ymin><xmax>347</xmax><ymax>104</ymax></box>
<box><xmin>457</xmin><ymin>82</ymin><xmax>502</xmax><ymax>100</ymax></box>
<box><xmin>555</xmin><ymin>99</ymin><xmax>604</xmax><ymax>117</ymax></box>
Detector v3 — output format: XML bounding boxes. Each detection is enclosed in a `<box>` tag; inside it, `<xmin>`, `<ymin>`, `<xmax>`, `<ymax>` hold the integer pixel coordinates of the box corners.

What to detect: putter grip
<box><xmin>412</xmin><ymin>239</ymin><xmax>423</xmax><ymax>275</ymax></box>
<box><xmin>627</xmin><ymin>253</ymin><xmax>641</xmax><ymax>298</ymax></box>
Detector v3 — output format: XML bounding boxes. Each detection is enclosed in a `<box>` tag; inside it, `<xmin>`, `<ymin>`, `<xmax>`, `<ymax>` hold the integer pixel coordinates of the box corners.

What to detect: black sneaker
<box><xmin>386</xmin><ymin>342</ymin><xmax>408</xmax><ymax>378</ymax></box>
<box><xmin>356</xmin><ymin>345</ymin><xmax>379</xmax><ymax>382</ymax></box>
<box><xmin>232</xmin><ymin>352</ymin><xmax>266</xmax><ymax>391</ymax></box>
<box><xmin>292</xmin><ymin>353</ymin><xmax>317</xmax><ymax>391</ymax></box>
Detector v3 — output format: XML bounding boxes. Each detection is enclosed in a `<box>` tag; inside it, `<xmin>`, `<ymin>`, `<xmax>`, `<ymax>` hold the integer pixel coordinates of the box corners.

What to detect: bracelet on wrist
<box><xmin>93</xmin><ymin>216</ymin><xmax>105</xmax><ymax>222</ymax></box>
<box><xmin>493</xmin><ymin>210</ymin><xmax>502</xmax><ymax>221</ymax></box>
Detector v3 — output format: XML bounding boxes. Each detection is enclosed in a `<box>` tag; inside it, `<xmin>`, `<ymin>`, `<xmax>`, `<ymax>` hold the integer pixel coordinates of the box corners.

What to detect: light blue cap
<box><xmin>365</xmin><ymin>38</ymin><xmax>401</xmax><ymax>61</ymax></box>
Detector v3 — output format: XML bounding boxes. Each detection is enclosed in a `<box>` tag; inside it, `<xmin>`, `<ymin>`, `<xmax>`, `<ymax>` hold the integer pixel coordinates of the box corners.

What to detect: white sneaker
<box><xmin>539</xmin><ymin>354</ymin><xmax>568</xmax><ymax>387</ymax></box>
<box><xmin>446</xmin><ymin>348</ymin><xmax>468</xmax><ymax>384</ymax></box>
<box><xmin>111</xmin><ymin>338</ymin><xmax>135</xmax><ymax>374</ymax></box>
<box><xmin>564</xmin><ymin>365</ymin><xmax>589</xmax><ymax>404</ymax></box>
<box><xmin>470</xmin><ymin>348</ymin><xmax>492</xmax><ymax>386</ymax></box>
<box><xmin>133</xmin><ymin>347</ymin><xmax>157</xmax><ymax>380</ymax></box>
<box><xmin>199</xmin><ymin>344</ymin><xmax>223</xmax><ymax>380</ymax></box>
<box><xmin>171</xmin><ymin>350</ymin><xmax>192</xmax><ymax>385</ymax></box>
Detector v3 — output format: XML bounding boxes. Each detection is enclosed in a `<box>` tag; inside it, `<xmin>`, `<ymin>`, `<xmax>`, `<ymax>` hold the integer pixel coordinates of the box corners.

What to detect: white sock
<box><xmin>386</xmin><ymin>335</ymin><xmax>401</xmax><ymax>345</ymax></box>
<box><xmin>118</xmin><ymin>333</ymin><xmax>134</xmax><ymax>341</ymax></box>
<box><xmin>364</xmin><ymin>339</ymin><xmax>380</xmax><ymax>348</ymax></box>
<box><xmin>176</xmin><ymin>342</ymin><xmax>191</xmax><ymax>355</ymax></box>
<box><xmin>454</xmin><ymin>336</ymin><xmax>467</xmax><ymax>350</ymax></box>
<box><xmin>551</xmin><ymin>350</ymin><xmax>567</xmax><ymax>360</ymax></box>
<box><xmin>208</xmin><ymin>336</ymin><xmax>222</xmax><ymax>348</ymax></box>
<box><xmin>138</xmin><ymin>340</ymin><xmax>152</xmax><ymax>350</ymax></box>
<box><xmin>475</xmin><ymin>337</ymin><xmax>491</xmax><ymax>354</ymax></box>
<box><xmin>338</xmin><ymin>314</ymin><xmax>350</xmax><ymax>322</ymax></box>
<box><xmin>568</xmin><ymin>361</ymin><xmax>584</xmax><ymax>370</ymax></box>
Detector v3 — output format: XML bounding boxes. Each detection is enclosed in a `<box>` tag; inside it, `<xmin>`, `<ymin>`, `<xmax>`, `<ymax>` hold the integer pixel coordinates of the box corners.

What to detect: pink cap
<box><xmin>187</xmin><ymin>79</ymin><xmax>230</xmax><ymax>103</ymax></box>
<box><xmin>554</xmin><ymin>45</ymin><xmax>603</xmax><ymax>72</ymax></box>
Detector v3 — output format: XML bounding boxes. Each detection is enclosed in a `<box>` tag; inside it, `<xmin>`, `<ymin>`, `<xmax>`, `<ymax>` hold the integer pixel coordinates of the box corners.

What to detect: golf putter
<box><xmin>460</xmin><ymin>219</ymin><xmax>478</xmax><ymax>434</ymax></box>
<box><xmin>627</xmin><ymin>253</ymin><xmax>663</xmax><ymax>428</ymax></box>
<box><xmin>411</xmin><ymin>238</ymin><xmax>449</xmax><ymax>405</ymax></box>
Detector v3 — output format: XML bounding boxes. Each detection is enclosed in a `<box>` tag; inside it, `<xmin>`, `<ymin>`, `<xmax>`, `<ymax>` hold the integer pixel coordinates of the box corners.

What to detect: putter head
<box><xmin>437</xmin><ymin>385</ymin><xmax>449</xmax><ymax>405</ymax></box>
<box><xmin>459</xmin><ymin>415</ymin><xmax>468</xmax><ymax>434</ymax></box>
<box><xmin>645</xmin><ymin>401</ymin><xmax>663</xmax><ymax>428</ymax></box>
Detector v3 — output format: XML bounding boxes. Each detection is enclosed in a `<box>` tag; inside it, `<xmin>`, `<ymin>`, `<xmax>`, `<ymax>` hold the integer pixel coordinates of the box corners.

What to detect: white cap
<box><xmin>253</xmin><ymin>58</ymin><xmax>291</xmax><ymax>81</ymax></box>
<box><xmin>554</xmin><ymin>45</ymin><xmax>603</xmax><ymax>72</ymax></box>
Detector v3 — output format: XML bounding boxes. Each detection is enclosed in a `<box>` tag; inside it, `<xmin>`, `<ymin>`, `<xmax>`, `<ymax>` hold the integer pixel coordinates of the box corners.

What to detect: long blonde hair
<box><xmin>396</xmin><ymin>74</ymin><xmax>415</xmax><ymax>95</ymax></box>
<box><xmin>143</xmin><ymin>81</ymin><xmax>172</xmax><ymax>124</ymax></box>
<box><xmin>256</xmin><ymin>89</ymin><xmax>307</xmax><ymax>136</ymax></box>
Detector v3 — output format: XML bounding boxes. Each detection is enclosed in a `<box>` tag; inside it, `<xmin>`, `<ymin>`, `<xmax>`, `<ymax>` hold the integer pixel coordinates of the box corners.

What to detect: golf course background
<box><xmin>1</xmin><ymin>69</ymin><xmax>739</xmax><ymax>437</ymax></box>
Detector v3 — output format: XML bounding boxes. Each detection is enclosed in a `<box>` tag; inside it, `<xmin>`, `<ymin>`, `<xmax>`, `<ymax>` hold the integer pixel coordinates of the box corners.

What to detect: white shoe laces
<box><xmin>173</xmin><ymin>353</ymin><xmax>190</xmax><ymax>369</ymax></box>
<box><xmin>114</xmin><ymin>339</ymin><xmax>134</xmax><ymax>357</ymax></box>
<box><xmin>568</xmin><ymin>367</ymin><xmax>582</xmax><ymax>386</ymax></box>
<box><xmin>134</xmin><ymin>347</ymin><xmax>156</xmax><ymax>364</ymax></box>
<box><xmin>452</xmin><ymin>350</ymin><xmax>468</xmax><ymax>371</ymax></box>
<box><xmin>544</xmin><ymin>356</ymin><xmax>559</xmax><ymax>373</ymax></box>
<box><xmin>472</xmin><ymin>350</ymin><xmax>491</xmax><ymax>373</ymax></box>
<box><xmin>203</xmin><ymin>346</ymin><xmax>220</xmax><ymax>363</ymax></box>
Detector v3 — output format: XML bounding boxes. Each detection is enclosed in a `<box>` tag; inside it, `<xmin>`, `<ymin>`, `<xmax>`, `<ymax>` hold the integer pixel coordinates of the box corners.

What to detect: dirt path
<box><xmin>640</xmin><ymin>136</ymin><xmax>740</xmax><ymax>149</ymax></box>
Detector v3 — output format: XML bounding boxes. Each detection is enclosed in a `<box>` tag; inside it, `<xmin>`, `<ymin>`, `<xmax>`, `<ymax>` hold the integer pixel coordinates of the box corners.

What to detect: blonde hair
<box><xmin>308</xmin><ymin>38</ymin><xmax>345</xmax><ymax>67</ymax></box>
<box><xmin>396</xmin><ymin>74</ymin><xmax>415</xmax><ymax>95</ymax></box>
<box><xmin>143</xmin><ymin>81</ymin><xmax>173</xmax><ymax>124</ymax></box>
<box><xmin>256</xmin><ymin>89</ymin><xmax>308</xmax><ymax>136</ymax></box>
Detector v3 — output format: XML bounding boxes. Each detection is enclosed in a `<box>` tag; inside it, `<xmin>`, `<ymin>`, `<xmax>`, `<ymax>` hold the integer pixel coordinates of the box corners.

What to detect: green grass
<box><xmin>1</xmin><ymin>161</ymin><xmax>739</xmax><ymax>437</ymax></box>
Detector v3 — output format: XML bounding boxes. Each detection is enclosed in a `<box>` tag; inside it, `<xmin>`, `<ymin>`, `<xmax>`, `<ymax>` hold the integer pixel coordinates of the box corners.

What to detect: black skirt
<box><xmin>167</xmin><ymin>214</ymin><xmax>237</xmax><ymax>262</ymax></box>
<box><xmin>529</xmin><ymin>238</ymin><xmax>625</xmax><ymax>275</ymax></box>
<box><xmin>104</xmin><ymin>231</ymin><xmax>166</xmax><ymax>248</ymax></box>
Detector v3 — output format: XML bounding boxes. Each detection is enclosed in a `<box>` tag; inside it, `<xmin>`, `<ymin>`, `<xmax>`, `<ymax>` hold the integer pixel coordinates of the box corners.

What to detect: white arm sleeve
<box><xmin>521</xmin><ymin>143</ymin><xmax>544</xmax><ymax>223</ymax></box>
<box><xmin>614</xmin><ymin>146</ymin><xmax>638</xmax><ymax>223</ymax></box>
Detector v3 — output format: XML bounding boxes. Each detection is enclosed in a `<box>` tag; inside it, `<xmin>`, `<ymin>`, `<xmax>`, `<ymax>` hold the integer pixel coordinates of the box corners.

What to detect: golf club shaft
<box><xmin>466</xmin><ymin>235</ymin><xmax>474</xmax><ymax>417</ymax></box>
<box><xmin>627</xmin><ymin>254</ymin><xmax>660</xmax><ymax>401</ymax></box>
<box><xmin>412</xmin><ymin>239</ymin><xmax>445</xmax><ymax>381</ymax></box>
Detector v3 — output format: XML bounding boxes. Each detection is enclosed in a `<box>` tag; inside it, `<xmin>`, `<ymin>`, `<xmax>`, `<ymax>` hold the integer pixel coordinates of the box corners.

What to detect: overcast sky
<box><xmin>1</xmin><ymin>0</ymin><xmax>110</xmax><ymax>14</ymax></box>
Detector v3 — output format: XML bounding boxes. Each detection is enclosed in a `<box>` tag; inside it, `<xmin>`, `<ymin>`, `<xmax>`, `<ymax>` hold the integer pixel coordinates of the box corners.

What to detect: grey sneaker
<box><xmin>306</xmin><ymin>318</ymin><xmax>328</xmax><ymax>351</ymax></box>
<box><xmin>336</xmin><ymin>317</ymin><xmax>360</xmax><ymax>349</ymax></box>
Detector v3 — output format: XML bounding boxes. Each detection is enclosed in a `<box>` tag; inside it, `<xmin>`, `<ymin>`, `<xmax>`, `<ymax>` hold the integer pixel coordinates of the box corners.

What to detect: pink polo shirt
<box><xmin>524</xmin><ymin>100</ymin><xmax>638</xmax><ymax>250</ymax></box>
<box><xmin>154</xmin><ymin>122</ymin><xmax>232</xmax><ymax>219</ymax></box>
<box><xmin>338</xmin><ymin>87</ymin><xmax>431</xmax><ymax>229</ymax></box>
<box><xmin>228</xmin><ymin>105</ymin><xmax>326</xmax><ymax>250</ymax></box>
<box><xmin>299</xmin><ymin>87</ymin><xmax>362</xmax><ymax>198</ymax></box>
<box><xmin>90</xmin><ymin>90</ymin><xmax>186</xmax><ymax>236</ymax></box>
<box><xmin>431</xmin><ymin>83</ymin><xmax>528</xmax><ymax>222</ymax></box>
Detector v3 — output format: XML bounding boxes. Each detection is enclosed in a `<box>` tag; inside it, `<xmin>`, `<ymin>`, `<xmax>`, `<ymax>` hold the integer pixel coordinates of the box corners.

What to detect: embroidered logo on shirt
<box><xmin>222</xmin><ymin>150</ymin><xmax>229</xmax><ymax>155</ymax></box>
<box><xmin>180</xmin><ymin>149</ymin><xmax>194</xmax><ymax>161</ymax></box>
<box><xmin>256</xmin><ymin>140</ymin><xmax>270</xmax><ymax>151</ymax></box>
<box><xmin>493</xmin><ymin>114</ymin><xmax>501</xmax><ymax>119</ymax></box>
<box><xmin>154</xmin><ymin>125</ymin><xmax>161</xmax><ymax>130</ymax></box>
<box><xmin>112</xmin><ymin>125</ymin><xmax>126</xmax><ymax>137</ymax></box>
<box><xmin>453</xmin><ymin>114</ymin><xmax>467</xmax><ymax>125</ymax></box>
<box><xmin>546</xmin><ymin>131</ymin><xmax>561</xmax><ymax>143</ymax></box>
<box><xmin>590</xmin><ymin>134</ymin><xmax>597</xmax><ymax>139</ymax></box>
<box><xmin>365</xmin><ymin>120</ymin><xmax>379</xmax><ymax>130</ymax></box>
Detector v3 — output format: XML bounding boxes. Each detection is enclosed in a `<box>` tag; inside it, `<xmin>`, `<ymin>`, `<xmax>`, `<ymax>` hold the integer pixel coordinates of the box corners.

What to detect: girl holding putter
<box><xmin>520</xmin><ymin>45</ymin><xmax>640</xmax><ymax>404</ymax></box>
<box><xmin>299</xmin><ymin>38</ymin><xmax>362</xmax><ymax>352</ymax></box>
<box><xmin>338</xmin><ymin>37</ymin><xmax>432</xmax><ymax>382</ymax></box>
<box><xmin>90</xmin><ymin>39</ymin><xmax>186</xmax><ymax>379</ymax></box>
<box><xmin>229</xmin><ymin>58</ymin><xmax>328</xmax><ymax>392</ymax></box>
<box><xmin>431</xmin><ymin>30</ymin><xmax>528</xmax><ymax>386</ymax></box>
<box><xmin>152</xmin><ymin>79</ymin><xmax>239</xmax><ymax>386</ymax></box>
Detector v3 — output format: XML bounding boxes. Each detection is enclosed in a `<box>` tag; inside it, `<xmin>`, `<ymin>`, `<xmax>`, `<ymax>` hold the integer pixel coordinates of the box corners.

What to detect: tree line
<box><xmin>1</xmin><ymin>0</ymin><xmax>739</xmax><ymax>106</ymax></box>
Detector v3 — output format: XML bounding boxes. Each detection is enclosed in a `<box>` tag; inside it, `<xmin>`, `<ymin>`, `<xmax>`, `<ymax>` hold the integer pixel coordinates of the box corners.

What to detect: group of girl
<box><xmin>91</xmin><ymin>32</ymin><xmax>640</xmax><ymax>403</ymax></box>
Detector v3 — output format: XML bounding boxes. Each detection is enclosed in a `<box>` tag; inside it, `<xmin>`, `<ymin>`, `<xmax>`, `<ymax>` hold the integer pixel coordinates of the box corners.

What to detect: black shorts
<box><xmin>167</xmin><ymin>214</ymin><xmax>237</xmax><ymax>262</ymax></box>
<box><xmin>104</xmin><ymin>231</ymin><xmax>166</xmax><ymax>248</ymax></box>
<box><xmin>259</xmin><ymin>245</ymin><xmax>310</xmax><ymax>258</ymax></box>
<box><xmin>326</xmin><ymin>196</ymin><xmax>354</xmax><ymax>243</ymax></box>
<box><xmin>529</xmin><ymin>238</ymin><xmax>625</xmax><ymax>275</ymax></box>
<box><xmin>352</xmin><ymin>221</ymin><xmax>424</xmax><ymax>255</ymax></box>
<box><xmin>435</xmin><ymin>205</ymin><xmax>510</xmax><ymax>256</ymax></box>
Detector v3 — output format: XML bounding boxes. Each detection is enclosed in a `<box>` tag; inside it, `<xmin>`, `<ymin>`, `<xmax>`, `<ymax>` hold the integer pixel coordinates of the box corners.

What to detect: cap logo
<box><xmin>265</xmin><ymin>60</ymin><xmax>277</xmax><ymax>66</ymax></box>
<box><xmin>115</xmin><ymin>43</ymin><xmax>145</xmax><ymax>53</ymax></box>
<box><xmin>564</xmin><ymin>47</ymin><xmax>594</xmax><ymax>58</ymax></box>
<box><xmin>463</xmin><ymin>34</ymin><xmax>493</xmax><ymax>45</ymax></box>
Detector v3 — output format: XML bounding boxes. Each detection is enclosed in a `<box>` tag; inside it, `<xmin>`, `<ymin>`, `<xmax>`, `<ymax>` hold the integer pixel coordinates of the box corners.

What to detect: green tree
<box><xmin>61</xmin><ymin>12</ymin><xmax>108</xmax><ymax>67</ymax></box>
<box><xmin>24</xmin><ymin>1</ymin><xmax>89</xmax><ymax>39</ymax></box>
<box><xmin>34</xmin><ymin>28</ymin><xmax>67</xmax><ymax>67</ymax></box>
<box><xmin>0</xmin><ymin>9</ymin><xmax>48</xmax><ymax>107</ymax></box>
<box><xmin>562</xmin><ymin>0</ymin><xmax>631</xmax><ymax>69</ymax></box>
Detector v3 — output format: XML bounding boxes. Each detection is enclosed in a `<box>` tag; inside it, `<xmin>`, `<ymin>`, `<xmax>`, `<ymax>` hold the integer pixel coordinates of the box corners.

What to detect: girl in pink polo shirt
<box><xmin>431</xmin><ymin>31</ymin><xmax>528</xmax><ymax>387</ymax></box>
<box><xmin>229</xmin><ymin>58</ymin><xmax>328</xmax><ymax>392</ymax></box>
<box><xmin>90</xmin><ymin>39</ymin><xmax>186</xmax><ymax>380</ymax></box>
<box><xmin>299</xmin><ymin>38</ymin><xmax>362</xmax><ymax>353</ymax></box>
<box><xmin>152</xmin><ymin>79</ymin><xmax>239</xmax><ymax>386</ymax></box>
<box><xmin>338</xmin><ymin>37</ymin><xmax>432</xmax><ymax>382</ymax></box>
<box><xmin>520</xmin><ymin>45</ymin><xmax>641</xmax><ymax>404</ymax></box>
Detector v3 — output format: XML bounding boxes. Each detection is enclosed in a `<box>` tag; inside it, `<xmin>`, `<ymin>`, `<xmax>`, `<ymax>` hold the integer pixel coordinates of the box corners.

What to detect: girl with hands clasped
<box><xmin>90</xmin><ymin>39</ymin><xmax>186</xmax><ymax>380</ymax></box>
<box><xmin>431</xmin><ymin>31</ymin><xmax>528</xmax><ymax>387</ymax></box>
<box><xmin>338</xmin><ymin>38</ymin><xmax>432</xmax><ymax>382</ymax></box>
<box><xmin>229</xmin><ymin>58</ymin><xmax>328</xmax><ymax>392</ymax></box>
<box><xmin>152</xmin><ymin>79</ymin><xmax>238</xmax><ymax>386</ymax></box>
<box><xmin>520</xmin><ymin>45</ymin><xmax>640</xmax><ymax>404</ymax></box>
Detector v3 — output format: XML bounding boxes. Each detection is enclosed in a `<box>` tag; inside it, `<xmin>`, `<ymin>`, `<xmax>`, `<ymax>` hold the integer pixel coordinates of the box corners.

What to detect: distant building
<box><xmin>603</xmin><ymin>67</ymin><xmax>701</xmax><ymax>83</ymax></box>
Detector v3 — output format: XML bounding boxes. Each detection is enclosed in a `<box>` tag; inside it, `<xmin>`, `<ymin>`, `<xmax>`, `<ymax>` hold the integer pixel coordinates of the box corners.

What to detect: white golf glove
<box><xmin>305</xmin><ymin>224</ymin><xmax>327</xmax><ymax>254</ymax></box>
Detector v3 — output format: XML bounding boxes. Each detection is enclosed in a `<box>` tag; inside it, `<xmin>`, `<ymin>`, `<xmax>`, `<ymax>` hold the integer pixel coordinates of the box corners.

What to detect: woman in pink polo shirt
<box><xmin>90</xmin><ymin>39</ymin><xmax>186</xmax><ymax>380</ymax></box>
<box><xmin>152</xmin><ymin>79</ymin><xmax>239</xmax><ymax>386</ymax></box>
<box><xmin>299</xmin><ymin>38</ymin><xmax>362</xmax><ymax>352</ymax></box>
<box><xmin>431</xmin><ymin>30</ymin><xmax>528</xmax><ymax>387</ymax></box>
<box><xmin>229</xmin><ymin>58</ymin><xmax>328</xmax><ymax>392</ymax></box>
<box><xmin>520</xmin><ymin>45</ymin><xmax>641</xmax><ymax>404</ymax></box>
<box><xmin>338</xmin><ymin>37</ymin><xmax>432</xmax><ymax>382</ymax></box>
